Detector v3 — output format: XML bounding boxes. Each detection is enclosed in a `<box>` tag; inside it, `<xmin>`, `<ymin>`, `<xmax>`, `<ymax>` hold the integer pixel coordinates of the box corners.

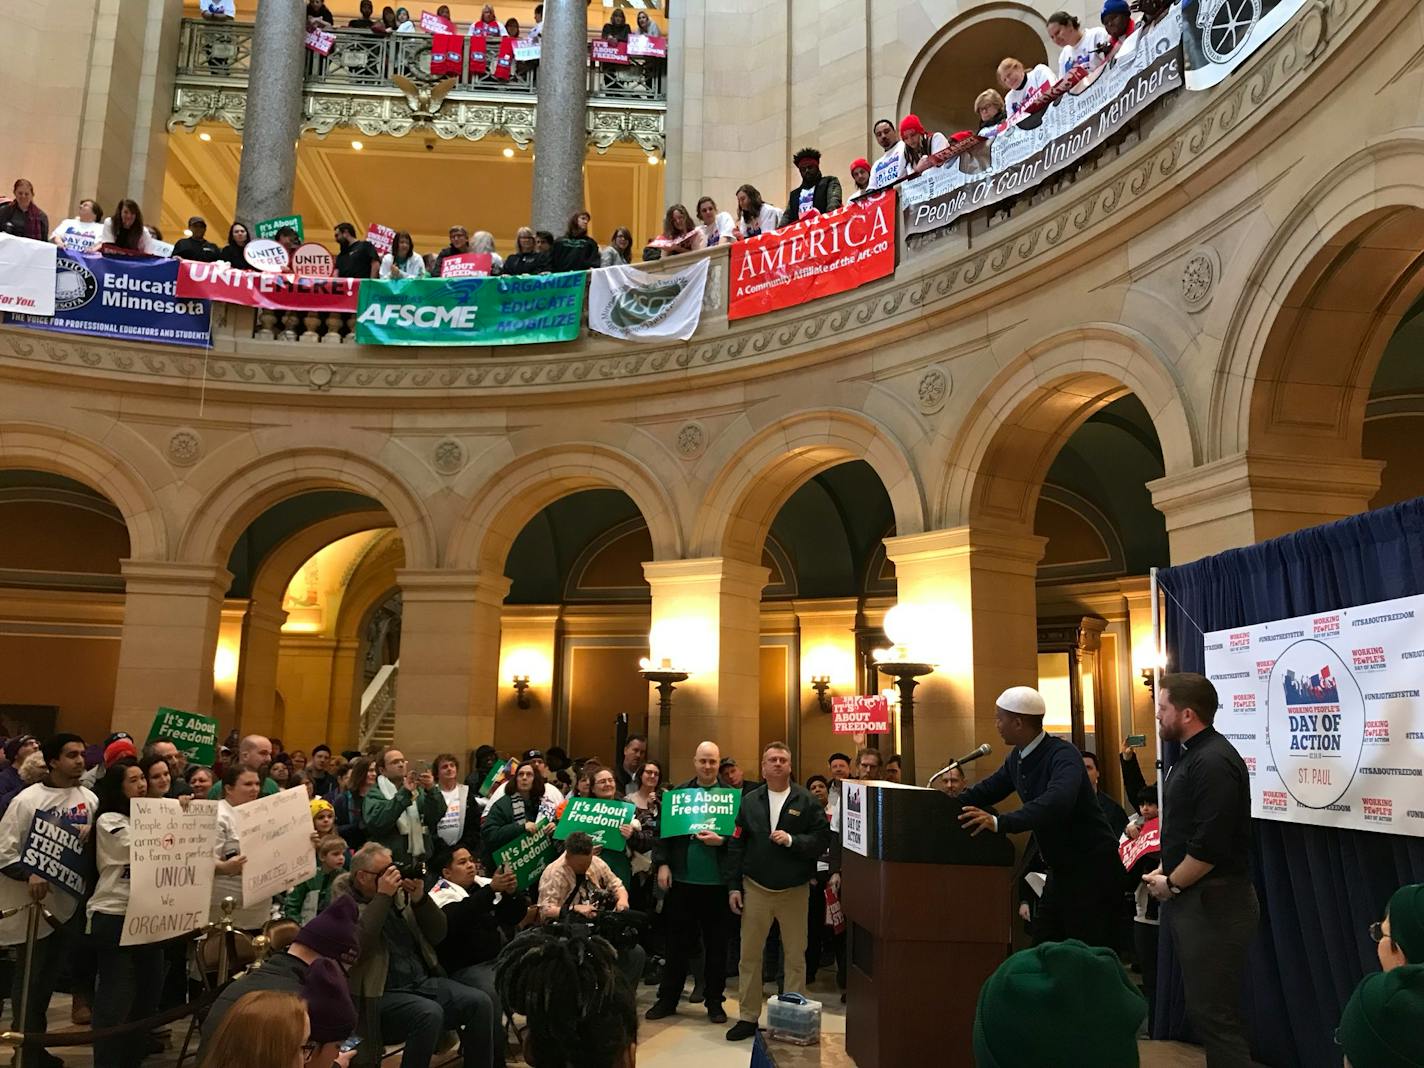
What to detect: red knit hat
<box><xmin>899</xmin><ymin>114</ymin><xmax>927</xmax><ymax>139</ymax></box>
<box><xmin>850</xmin><ymin>157</ymin><xmax>870</xmax><ymax>173</ymax></box>
<box><xmin>103</xmin><ymin>739</ymin><xmax>137</xmax><ymax>767</ymax></box>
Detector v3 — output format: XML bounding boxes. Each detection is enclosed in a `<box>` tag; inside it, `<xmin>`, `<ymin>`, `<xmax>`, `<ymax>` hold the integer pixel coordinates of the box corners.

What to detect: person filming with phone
<box><xmin>363</xmin><ymin>748</ymin><xmax>446</xmax><ymax>867</ymax></box>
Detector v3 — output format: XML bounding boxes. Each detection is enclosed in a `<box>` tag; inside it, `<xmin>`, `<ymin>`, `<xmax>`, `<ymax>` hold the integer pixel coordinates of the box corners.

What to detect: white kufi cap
<box><xmin>996</xmin><ymin>686</ymin><xmax>1047</xmax><ymax>718</ymax></box>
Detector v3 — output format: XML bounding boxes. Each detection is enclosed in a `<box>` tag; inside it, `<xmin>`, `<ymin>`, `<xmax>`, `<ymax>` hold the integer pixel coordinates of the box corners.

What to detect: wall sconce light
<box><xmin>1133</xmin><ymin>643</ymin><xmax>1166</xmax><ymax>691</ymax></box>
<box><xmin>810</xmin><ymin>675</ymin><xmax>833</xmax><ymax>713</ymax></box>
<box><xmin>512</xmin><ymin>675</ymin><xmax>531</xmax><ymax>709</ymax></box>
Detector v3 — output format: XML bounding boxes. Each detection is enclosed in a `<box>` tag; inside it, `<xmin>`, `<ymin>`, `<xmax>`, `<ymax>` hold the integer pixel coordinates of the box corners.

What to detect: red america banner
<box><xmin>176</xmin><ymin>261</ymin><xmax>360</xmax><ymax>312</ymax></box>
<box><xmin>728</xmin><ymin>190</ymin><xmax>896</xmax><ymax>321</ymax></box>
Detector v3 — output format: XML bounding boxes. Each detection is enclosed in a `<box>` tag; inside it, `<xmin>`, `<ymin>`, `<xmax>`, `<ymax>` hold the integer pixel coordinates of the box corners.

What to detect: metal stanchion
<box><xmin>3</xmin><ymin>901</ymin><xmax>45</xmax><ymax>1067</ymax></box>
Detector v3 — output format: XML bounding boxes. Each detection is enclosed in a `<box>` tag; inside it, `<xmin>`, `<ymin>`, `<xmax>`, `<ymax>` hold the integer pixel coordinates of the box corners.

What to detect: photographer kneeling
<box><xmin>536</xmin><ymin>832</ymin><xmax>646</xmax><ymax>986</ymax></box>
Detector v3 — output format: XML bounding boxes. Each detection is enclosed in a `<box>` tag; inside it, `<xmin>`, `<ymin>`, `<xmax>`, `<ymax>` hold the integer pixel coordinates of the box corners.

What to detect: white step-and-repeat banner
<box><xmin>1203</xmin><ymin>593</ymin><xmax>1424</xmax><ymax>837</ymax></box>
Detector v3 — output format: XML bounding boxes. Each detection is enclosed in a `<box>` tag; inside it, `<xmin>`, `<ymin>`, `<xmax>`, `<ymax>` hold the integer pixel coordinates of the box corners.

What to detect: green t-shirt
<box><xmin>207</xmin><ymin>777</ymin><xmax>281</xmax><ymax>800</ymax></box>
<box><xmin>680</xmin><ymin>838</ymin><xmax>722</xmax><ymax>886</ymax></box>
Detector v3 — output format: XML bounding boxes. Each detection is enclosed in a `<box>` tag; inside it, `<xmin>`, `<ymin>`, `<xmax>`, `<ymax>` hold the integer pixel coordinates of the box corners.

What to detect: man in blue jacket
<box><xmin>958</xmin><ymin>686</ymin><xmax>1123</xmax><ymax>948</ymax></box>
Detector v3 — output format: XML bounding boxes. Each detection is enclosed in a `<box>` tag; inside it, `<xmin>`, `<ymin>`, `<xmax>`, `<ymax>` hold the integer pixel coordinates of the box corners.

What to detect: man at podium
<box><xmin>957</xmin><ymin>686</ymin><xmax>1123</xmax><ymax>947</ymax></box>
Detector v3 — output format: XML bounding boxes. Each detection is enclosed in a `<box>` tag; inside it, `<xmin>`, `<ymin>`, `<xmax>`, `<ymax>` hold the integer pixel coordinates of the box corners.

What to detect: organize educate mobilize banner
<box><xmin>900</xmin><ymin>16</ymin><xmax>1182</xmax><ymax>239</ymax></box>
<box><xmin>1203</xmin><ymin>593</ymin><xmax>1424</xmax><ymax>838</ymax></box>
<box><xmin>728</xmin><ymin>191</ymin><xmax>896</xmax><ymax>321</ymax></box>
<box><xmin>6</xmin><ymin>250</ymin><xmax>212</xmax><ymax>348</ymax></box>
<box><xmin>588</xmin><ymin>258</ymin><xmax>709</xmax><ymax>341</ymax></box>
<box><xmin>355</xmin><ymin>271</ymin><xmax>586</xmax><ymax>346</ymax></box>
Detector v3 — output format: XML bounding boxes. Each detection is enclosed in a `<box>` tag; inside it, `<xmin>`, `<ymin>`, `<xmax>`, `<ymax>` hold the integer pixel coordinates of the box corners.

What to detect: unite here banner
<box><xmin>1202</xmin><ymin>592</ymin><xmax>1424</xmax><ymax>838</ymax></box>
<box><xmin>728</xmin><ymin>191</ymin><xmax>896</xmax><ymax>321</ymax></box>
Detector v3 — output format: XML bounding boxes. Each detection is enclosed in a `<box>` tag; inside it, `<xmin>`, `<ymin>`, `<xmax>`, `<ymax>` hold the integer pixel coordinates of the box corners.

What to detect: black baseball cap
<box><xmin>522</xmin><ymin>749</ymin><xmax>545</xmax><ymax>762</ymax></box>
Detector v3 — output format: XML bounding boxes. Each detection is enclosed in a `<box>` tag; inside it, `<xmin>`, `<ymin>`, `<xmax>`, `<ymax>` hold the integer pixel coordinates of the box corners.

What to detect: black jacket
<box><xmin>780</xmin><ymin>175</ymin><xmax>843</xmax><ymax>226</ymax></box>
<box><xmin>959</xmin><ymin>735</ymin><xmax>1120</xmax><ymax>876</ymax></box>
<box><xmin>200</xmin><ymin>951</ymin><xmax>310</xmax><ymax>1051</ymax></box>
<box><xmin>173</xmin><ymin>236</ymin><xmax>221</xmax><ymax>262</ymax></box>
<box><xmin>652</xmin><ymin>776</ymin><xmax>729</xmax><ymax>879</ymax></box>
<box><xmin>220</xmin><ymin>243</ymin><xmax>250</xmax><ymax>270</ymax></box>
<box><xmin>435</xmin><ymin>883</ymin><xmax>528</xmax><ymax>974</ymax></box>
<box><xmin>724</xmin><ymin>782</ymin><xmax>831</xmax><ymax>892</ymax></box>
<box><xmin>500</xmin><ymin>250</ymin><xmax>549</xmax><ymax>276</ymax></box>
<box><xmin>550</xmin><ymin>236</ymin><xmax>600</xmax><ymax>273</ymax></box>
<box><xmin>0</xmin><ymin>202</ymin><xmax>49</xmax><ymax>240</ymax></box>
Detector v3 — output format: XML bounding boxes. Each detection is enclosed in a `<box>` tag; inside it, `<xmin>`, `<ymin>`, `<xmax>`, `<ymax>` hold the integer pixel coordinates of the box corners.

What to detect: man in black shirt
<box><xmin>1142</xmin><ymin>672</ymin><xmax>1256</xmax><ymax>1067</ymax></box>
<box><xmin>958</xmin><ymin>686</ymin><xmax>1124</xmax><ymax>947</ymax></box>
<box><xmin>173</xmin><ymin>216</ymin><xmax>220</xmax><ymax>261</ymax></box>
<box><xmin>1082</xmin><ymin>750</ymin><xmax>1128</xmax><ymax>838</ymax></box>
<box><xmin>334</xmin><ymin>221</ymin><xmax>378</xmax><ymax>278</ymax></box>
<box><xmin>348</xmin><ymin>0</ymin><xmax>375</xmax><ymax>27</ymax></box>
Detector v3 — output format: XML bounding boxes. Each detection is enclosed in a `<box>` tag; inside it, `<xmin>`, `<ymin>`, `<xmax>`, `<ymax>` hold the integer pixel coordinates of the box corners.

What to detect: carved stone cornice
<box><xmin>25</xmin><ymin>0</ymin><xmax>1380</xmax><ymax>399</ymax></box>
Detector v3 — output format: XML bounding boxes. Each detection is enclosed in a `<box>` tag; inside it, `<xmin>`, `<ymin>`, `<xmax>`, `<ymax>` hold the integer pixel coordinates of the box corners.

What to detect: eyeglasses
<box><xmin>1368</xmin><ymin>921</ymin><xmax>1387</xmax><ymax>944</ymax></box>
<box><xmin>301</xmin><ymin>1041</ymin><xmax>320</xmax><ymax>1062</ymax></box>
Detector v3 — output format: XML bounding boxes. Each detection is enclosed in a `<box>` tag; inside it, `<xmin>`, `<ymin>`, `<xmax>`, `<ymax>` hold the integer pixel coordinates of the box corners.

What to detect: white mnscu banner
<box><xmin>1203</xmin><ymin>593</ymin><xmax>1424</xmax><ymax>837</ymax></box>
<box><xmin>588</xmin><ymin>258</ymin><xmax>709</xmax><ymax>342</ymax></box>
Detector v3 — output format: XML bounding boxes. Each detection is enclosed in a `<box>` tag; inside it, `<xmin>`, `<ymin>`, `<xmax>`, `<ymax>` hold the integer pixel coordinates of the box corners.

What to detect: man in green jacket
<box><xmin>363</xmin><ymin>747</ymin><xmax>446</xmax><ymax>866</ymax></box>
<box><xmin>724</xmin><ymin>741</ymin><xmax>832</xmax><ymax>1041</ymax></box>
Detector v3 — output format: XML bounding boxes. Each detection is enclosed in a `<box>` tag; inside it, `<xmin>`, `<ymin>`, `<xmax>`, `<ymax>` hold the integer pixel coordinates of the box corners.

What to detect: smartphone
<box><xmin>1126</xmin><ymin>734</ymin><xmax>1147</xmax><ymax>748</ymax></box>
<box><xmin>340</xmin><ymin>1036</ymin><xmax>362</xmax><ymax>1053</ymax></box>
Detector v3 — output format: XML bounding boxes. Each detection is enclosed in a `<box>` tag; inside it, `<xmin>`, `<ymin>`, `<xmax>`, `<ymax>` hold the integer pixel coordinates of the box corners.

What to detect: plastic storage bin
<box><xmin>766</xmin><ymin>993</ymin><xmax>821</xmax><ymax>1046</ymax></box>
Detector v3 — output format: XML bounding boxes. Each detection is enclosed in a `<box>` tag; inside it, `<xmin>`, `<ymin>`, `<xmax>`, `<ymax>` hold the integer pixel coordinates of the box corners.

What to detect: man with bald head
<box><xmin>647</xmin><ymin>740</ymin><xmax>733</xmax><ymax>1024</ymax></box>
<box><xmin>207</xmin><ymin>734</ymin><xmax>280</xmax><ymax>799</ymax></box>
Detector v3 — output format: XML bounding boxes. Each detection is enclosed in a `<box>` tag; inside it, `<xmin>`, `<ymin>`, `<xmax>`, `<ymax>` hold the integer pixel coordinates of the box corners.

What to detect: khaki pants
<box><xmin>737</xmin><ymin>879</ymin><xmax>810</xmax><ymax>1023</ymax></box>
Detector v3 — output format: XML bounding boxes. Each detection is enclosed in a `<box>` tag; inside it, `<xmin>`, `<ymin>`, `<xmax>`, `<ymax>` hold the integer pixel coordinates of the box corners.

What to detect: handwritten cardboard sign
<box><xmin>123</xmin><ymin>798</ymin><xmax>218</xmax><ymax>945</ymax></box>
<box><xmin>232</xmin><ymin>787</ymin><xmax>315</xmax><ymax>906</ymax></box>
<box><xmin>832</xmin><ymin>695</ymin><xmax>891</xmax><ymax>734</ymax></box>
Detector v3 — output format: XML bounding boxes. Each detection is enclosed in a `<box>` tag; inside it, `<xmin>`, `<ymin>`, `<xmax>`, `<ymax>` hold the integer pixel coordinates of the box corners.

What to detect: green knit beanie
<box><xmin>1337</xmin><ymin>965</ymin><xmax>1424</xmax><ymax>1068</ymax></box>
<box><xmin>1386</xmin><ymin>884</ymin><xmax>1424</xmax><ymax>964</ymax></box>
<box><xmin>973</xmin><ymin>939</ymin><xmax>1146</xmax><ymax>1068</ymax></box>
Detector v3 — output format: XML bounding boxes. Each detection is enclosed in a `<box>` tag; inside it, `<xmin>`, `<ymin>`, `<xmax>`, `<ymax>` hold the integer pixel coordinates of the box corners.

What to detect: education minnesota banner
<box><xmin>1203</xmin><ymin>592</ymin><xmax>1424</xmax><ymax>838</ymax></box>
<box><xmin>588</xmin><ymin>258</ymin><xmax>709</xmax><ymax>341</ymax></box>
<box><xmin>356</xmin><ymin>272</ymin><xmax>586</xmax><ymax>346</ymax></box>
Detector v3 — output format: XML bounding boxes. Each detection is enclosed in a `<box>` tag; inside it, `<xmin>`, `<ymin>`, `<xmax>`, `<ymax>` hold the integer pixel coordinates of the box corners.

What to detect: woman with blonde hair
<box><xmin>199</xmin><ymin>989</ymin><xmax>309</xmax><ymax>1068</ymax></box>
<box><xmin>471</xmin><ymin>230</ymin><xmax>504</xmax><ymax>273</ymax></box>
<box><xmin>502</xmin><ymin>226</ymin><xmax>547</xmax><ymax>275</ymax></box>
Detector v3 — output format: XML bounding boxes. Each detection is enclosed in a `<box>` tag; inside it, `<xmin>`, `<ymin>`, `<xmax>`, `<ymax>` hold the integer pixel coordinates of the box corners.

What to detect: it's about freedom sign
<box><xmin>555</xmin><ymin>798</ymin><xmax>635</xmax><ymax>852</ymax></box>
<box><xmin>147</xmin><ymin>707</ymin><xmax>219</xmax><ymax>768</ymax></box>
<box><xmin>355</xmin><ymin>272</ymin><xmax>587</xmax><ymax>346</ymax></box>
<box><xmin>1203</xmin><ymin>592</ymin><xmax>1424</xmax><ymax>837</ymax></box>
<box><xmin>660</xmin><ymin>787</ymin><xmax>740</xmax><ymax>837</ymax></box>
<box><xmin>493</xmin><ymin>822</ymin><xmax>555</xmax><ymax>891</ymax></box>
<box><xmin>832</xmin><ymin>695</ymin><xmax>891</xmax><ymax>734</ymax></box>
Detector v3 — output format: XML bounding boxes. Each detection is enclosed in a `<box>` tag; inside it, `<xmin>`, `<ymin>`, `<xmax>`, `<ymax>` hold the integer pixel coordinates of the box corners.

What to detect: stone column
<box><xmin>642</xmin><ymin>558</ymin><xmax>769</xmax><ymax>780</ymax></box>
<box><xmin>793</xmin><ymin>599</ymin><xmax>860</xmax><ymax>780</ymax></box>
<box><xmin>531</xmin><ymin>0</ymin><xmax>589</xmax><ymax>233</ymax></box>
<box><xmin>111</xmin><ymin>561</ymin><xmax>232</xmax><ymax>737</ymax></box>
<box><xmin>234</xmin><ymin>601</ymin><xmax>288</xmax><ymax>740</ymax></box>
<box><xmin>325</xmin><ymin>637</ymin><xmax>363</xmax><ymax>751</ymax></box>
<box><xmin>882</xmin><ymin>528</ymin><xmax>1046</xmax><ymax>786</ymax></box>
<box><xmin>394</xmin><ymin>570</ymin><xmax>509</xmax><ymax>759</ymax></box>
<box><xmin>234</xmin><ymin>0</ymin><xmax>306</xmax><ymax>225</ymax></box>
<box><xmin>1148</xmin><ymin>451</ymin><xmax>1383</xmax><ymax>565</ymax></box>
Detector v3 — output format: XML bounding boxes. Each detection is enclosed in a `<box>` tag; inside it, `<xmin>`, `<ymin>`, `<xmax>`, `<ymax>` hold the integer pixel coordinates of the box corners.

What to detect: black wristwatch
<box><xmin>1165</xmin><ymin>875</ymin><xmax>1182</xmax><ymax>896</ymax></box>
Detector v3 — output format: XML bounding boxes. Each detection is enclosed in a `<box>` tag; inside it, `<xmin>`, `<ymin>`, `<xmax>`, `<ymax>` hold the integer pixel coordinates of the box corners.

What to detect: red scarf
<box><xmin>432</xmin><ymin>33</ymin><xmax>463</xmax><ymax>76</ymax></box>
<box><xmin>492</xmin><ymin>35</ymin><xmax>516</xmax><ymax>80</ymax></box>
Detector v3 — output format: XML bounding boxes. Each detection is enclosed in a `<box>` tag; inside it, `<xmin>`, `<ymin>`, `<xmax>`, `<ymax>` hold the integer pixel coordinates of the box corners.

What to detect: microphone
<box><xmin>927</xmin><ymin>744</ymin><xmax>992</xmax><ymax>786</ymax></box>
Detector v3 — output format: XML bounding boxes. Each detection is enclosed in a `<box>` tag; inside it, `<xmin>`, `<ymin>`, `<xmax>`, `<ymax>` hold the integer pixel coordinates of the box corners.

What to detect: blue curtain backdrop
<box><xmin>1154</xmin><ymin>498</ymin><xmax>1424</xmax><ymax>1067</ymax></box>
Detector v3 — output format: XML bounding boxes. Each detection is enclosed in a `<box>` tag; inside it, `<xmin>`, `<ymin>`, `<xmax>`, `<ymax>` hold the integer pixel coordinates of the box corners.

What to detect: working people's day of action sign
<box><xmin>1203</xmin><ymin>592</ymin><xmax>1424</xmax><ymax>838</ymax></box>
<box><xmin>124</xmin><ymin>798</ymin><xmax>218</xmax><ymax>945</ymax></box>
<box><xmin>555</xmin><ymin>798</ymin><xmax>636</xmax><ymax>852</ymax></box>
<box><xmin>147</xmin><ymin>707</ymin><xmax>219</xmax><ymax>768</ymax></box>
<box><xmin>355</xmin><ymin>271</ymin><xmax>587</xmax><ymax>346</ymax></box>
<box><xmin>659</xmin><ymin>787</ymin><xmax>740</xmax><ymax>837</ymax></box>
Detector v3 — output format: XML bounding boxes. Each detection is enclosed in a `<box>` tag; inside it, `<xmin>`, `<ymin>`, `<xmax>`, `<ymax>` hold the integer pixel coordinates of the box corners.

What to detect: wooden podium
<box><xmin>840</xmin><ymin>781</ymin><xmax>1015</xmax><ymax>1067</ymax></box>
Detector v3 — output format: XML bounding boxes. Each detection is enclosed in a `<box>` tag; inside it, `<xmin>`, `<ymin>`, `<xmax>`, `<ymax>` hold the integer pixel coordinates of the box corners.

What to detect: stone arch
<box><xmin>446</xmin><ymin>444</ymin><xmax>683</xmax><ymax>574</ymax></box>
<box><xmin>1212</xmin><ymin>137</ymin><xmax>1424</xmax><ymax>462</ymax></box>
<box><xmin>0</xmin><ymin>422</ymin><xmax>168</xmax><ymax>560</ymax></box>
<box><xmin>898</xmin><ymin>3</ymin><xmax>1053</xmax><ymax>135</ymax></box>
<box><xmin>177</xmin><ymin>447</ymin><xmax>438</xmax><ymax>570</ymax></box>
<box><xmin>691</xmin><ymin>409</ymin><xmax>926</xmax><ymax>564</ymax></box>
<box><xmin>248</xmin><ymin>509</ymin><xmax>396</xmax><ymax>616</ymax></box>
<box><xmin>940</xmin><ymin>326</ymin><xmax>1196</xmax><ymax>530</ymax></box>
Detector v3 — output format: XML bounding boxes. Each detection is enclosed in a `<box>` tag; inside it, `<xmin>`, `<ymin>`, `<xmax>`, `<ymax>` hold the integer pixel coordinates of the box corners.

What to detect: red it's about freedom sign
<box><xmin>728</xmin><ymin>190</ymin><xmax>895</xmax><ymax>321</ymax></box>
<box><xmin>177</xmin><ymin>261</ymin><xmax>361</xmax><ymax>312</ymax></box>
<box><xmin>832</xmin><ymin>695</ymin><xmax>891</xmax><ymax>734</ymax></box>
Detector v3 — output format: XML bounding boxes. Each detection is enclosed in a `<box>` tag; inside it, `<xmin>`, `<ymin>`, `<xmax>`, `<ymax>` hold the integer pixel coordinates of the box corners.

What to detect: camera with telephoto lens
<box><xmin>396</xmin><ymin>860</ymin><xmax>426</xmax><ymax>882</ymax></box>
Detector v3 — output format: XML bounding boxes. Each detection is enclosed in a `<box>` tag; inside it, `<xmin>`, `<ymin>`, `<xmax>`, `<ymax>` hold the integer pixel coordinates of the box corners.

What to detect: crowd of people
<box><xmin>1</xmin><ymin>0</ymin><xmax>1159</xmax><ymax>294</ymax></box>
<box><xmin>0</xmin><ymin>667</ymin><xmax>1419</xmax><ymax>1067</ymax></box>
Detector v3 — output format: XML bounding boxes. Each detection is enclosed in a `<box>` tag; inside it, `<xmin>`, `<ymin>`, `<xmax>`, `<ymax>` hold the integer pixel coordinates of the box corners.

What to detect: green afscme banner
<box><xmin>355</xmin><ymin>272</ymin><xmax>586</xmax><ymax>346</ymax></box>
